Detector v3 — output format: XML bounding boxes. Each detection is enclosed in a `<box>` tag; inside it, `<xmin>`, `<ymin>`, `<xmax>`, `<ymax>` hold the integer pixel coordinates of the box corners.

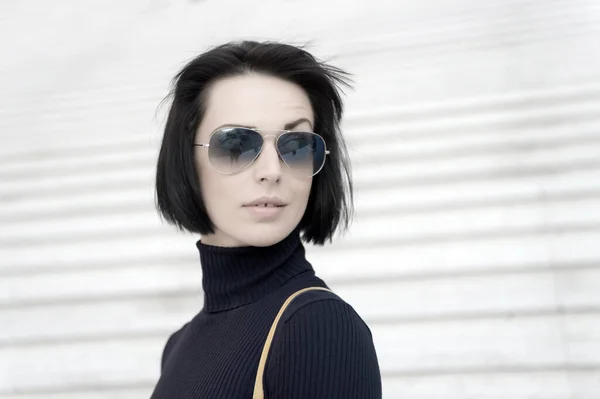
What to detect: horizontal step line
<box><xmin>2</xmin><ymin>363</ymin><xmax>598</xmax><ymax>396</ymax></box>
<box><xmin>0</xmin><ymin>253</ymin><xmax>198</xmax><ymax>277</ymax></box>
<box><xmin>0</xmin><ymin>289</ymin><xmax>201</xmax><ymax>311</ymax></box>
<box><xmin>3</xmin><ymin>130</ymin><xmax>600</xmax><ymax>182</ymax></box>
<box><xmin>0</xmin><ymin>329</ymin><xmax>172</xmax><ymax>349</ymax></box>
<box><xmin>347</xmin><ymin>84</ymin><xmax>600</xmax><ymax>127</ymax></box>
<box><xmin>3</xmin><ymin>104</ymin><xmax>600</xmax><ymax>169</ymax></box>
<box><xmin>342</xmin><ymin>20</ymin><xmax>600</xmax><ymax>63</ymax></box>
<box><xmin>1</xmin><ymin>229</ymin><xmax>598</xmax><ymax>275</ymax></box>
<box><xmin>2</xmin><ymin>158</ymin><xmax>600</xmax><ymax>203</ymax></box>
<box><xmin>329</xmin><ymin>222</ymin><xmax>600</xmax><ymax>252</ymax></box>
<box><xmin>359</xmin><ymin>159</ymin><xmax>600</xmax><ymax>190</ymax></box>
<box><xmin>2</xmin><ymin>186</ymin><xmax>600</xmax><ymax>225</ymax></box>
<box><xmin>329</xmin><ymin>261</ymin><xmax>600</xmax><ymax>285</ymax></box>
<box><xmin>355</xmin><ymin>133</ymin><xmax>600</xmax><ymax>164</ymax></box>
<box><xmin>0</xmin><ymin>80</ymin><xmax>166</xmax><ymax>108</ymax></box>
<box><xmin>382</xmin><ymin>363</ymin><xmax>600</xmax><ymax>378</ymax></box>
<box><xmin>359</xmin><ymin>189</ymin><xmax>600</xmax><ymax>218</ymax></box>
<box><xmin>0</xmin><ymin>380</ymin><xmax>154</xmax><ymax>397</ymax></box>
<box><xmin>0</xmin><ymin>157</ymin><xmax>154</xmax><ymax>182</ymax></box>
<box><xmin>350</xmin><ymin>105</ymin><xmax>600</xmax><ymax>145</ymax></box>
<box><xmin>0</xmin><ymin>202</ymin><xmax>156</xmax><ymax>223</ymax></box>
<box><xmin>1</xmin><ymin>95</ymin><xmax>599</xmax><ymax>166</ymax></box>
<box><xmin>0</xmin><ymin>136</ymin><xmax>158</xmax><ymax>165</ymax></box>
<box><xmin>1</xmin><ymin>35</ymin><xmax>597</xmax><ymax>114</ymax></box>
<box><xmin>3</xmin><ymin>363</ymin><xmax>600</xmax><ymax>397</ymax></box>
<box><xmin>2</xmin><ymin>220</ymin><xmax>599</xmax><ymax>249</ymax></box>
<box><xmin>0</xmin><ymin>91</ymin><xmax>161</xmax><ymax>120</ymax></box>
<box><xmin>2</xmin><ymin>306</ymin><xmax>600</xmax><ymax>350</ymax></box>
<box><xmin>1</xmin><ymin>261</ymin><xmax>599</xmax><ymax>310</ymax></box>
<box><xmin>367</xmin><ymin>306</ymin><xmax>600</xmax><ymax>326</ymax></box>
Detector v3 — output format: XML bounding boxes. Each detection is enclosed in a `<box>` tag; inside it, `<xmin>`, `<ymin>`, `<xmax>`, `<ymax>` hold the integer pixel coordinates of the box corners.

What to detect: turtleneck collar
<box><xmin>195</xmin><ymin>229</ymin><xmax>314</xmax><ymax>313</ymax></box>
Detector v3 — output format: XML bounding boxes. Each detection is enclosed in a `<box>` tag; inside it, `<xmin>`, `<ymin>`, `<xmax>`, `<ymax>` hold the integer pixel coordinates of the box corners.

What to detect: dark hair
<box><xmin>155</xmin><ymin>40</ymin><xmax>353</xmax><ymax>245</ymax></box>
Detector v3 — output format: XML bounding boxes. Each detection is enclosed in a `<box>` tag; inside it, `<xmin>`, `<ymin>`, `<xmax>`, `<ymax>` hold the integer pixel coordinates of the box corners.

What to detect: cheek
<box><xmin>196</xmin><ymin>157</ymin><xmax>229</xmax><ymax>210</ymax></box>
<box><xmin>292</xmin><ymin>178</ymin><xmax>313</xmax><ymax>207</ymax></box>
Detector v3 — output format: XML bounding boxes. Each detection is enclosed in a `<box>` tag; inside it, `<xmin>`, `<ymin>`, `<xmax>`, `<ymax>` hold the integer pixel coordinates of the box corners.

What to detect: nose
<box><xmin>253</xmin><ymin>134</ymin><xmax>282</xmax><ymax>184</ymax></box>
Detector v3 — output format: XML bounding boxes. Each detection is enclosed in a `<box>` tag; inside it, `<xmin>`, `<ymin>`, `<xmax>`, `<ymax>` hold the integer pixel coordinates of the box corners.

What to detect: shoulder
<box><xmin>281</xmin><ymin>288</ymin><xmax>372</xmax><ymax>337</ymax></box>
<box><xmin>265</xmin><ymin>289</ymin><xmax>382</xmax><ymax>398</ymax></box>
<box><xmin>160</xmin><ymin>322</ymin><xmax>190</xmax><ymax>371</ymax></box>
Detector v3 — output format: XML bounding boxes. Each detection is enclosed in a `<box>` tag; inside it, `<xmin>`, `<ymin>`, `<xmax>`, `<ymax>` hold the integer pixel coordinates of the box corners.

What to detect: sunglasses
<box><xmin>194</xmin><ymin>127</ymin><xmax>330</xmax><ymax>177</ymax></box>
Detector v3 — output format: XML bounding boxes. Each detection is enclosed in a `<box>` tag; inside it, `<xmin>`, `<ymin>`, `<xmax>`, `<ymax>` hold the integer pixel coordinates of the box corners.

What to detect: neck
<box><xmin>195</xmin><ymin>229</ymin><xmax>314</xmax><ymax>313</ymax></box>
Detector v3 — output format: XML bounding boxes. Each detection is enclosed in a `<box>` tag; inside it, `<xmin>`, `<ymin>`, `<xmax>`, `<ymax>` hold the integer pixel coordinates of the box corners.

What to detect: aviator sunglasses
<box><xmin>194</xmin><ymin>126</ymin><xmax>330</xmax><ymax>177</ymax></box>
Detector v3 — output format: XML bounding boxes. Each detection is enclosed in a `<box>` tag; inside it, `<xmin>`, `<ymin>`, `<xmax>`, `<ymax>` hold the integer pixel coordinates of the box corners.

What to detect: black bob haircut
<box><xmin>155</xmin><ymin>40</ymin><xmax>354</xmax><ymax>245</ymax></box>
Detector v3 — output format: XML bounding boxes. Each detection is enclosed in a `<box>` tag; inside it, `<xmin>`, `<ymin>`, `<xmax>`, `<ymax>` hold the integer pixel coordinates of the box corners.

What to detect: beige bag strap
<box><xmin>252</xmin><ymin>286</ymin><xmax>333</xmax><ymax>399</ymax></box>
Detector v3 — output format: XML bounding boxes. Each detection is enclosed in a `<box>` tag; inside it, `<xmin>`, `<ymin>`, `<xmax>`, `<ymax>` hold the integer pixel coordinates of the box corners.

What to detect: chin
<box><xmin>238</xmin><ymin>224</ymin><xmax>297</xmax><ymax>247</ymax></box>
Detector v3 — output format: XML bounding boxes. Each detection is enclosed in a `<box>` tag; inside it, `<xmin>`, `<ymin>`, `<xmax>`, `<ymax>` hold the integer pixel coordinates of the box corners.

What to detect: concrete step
<box><xmin>2</xmin><ymin>212</ymin><xmax>600</xmax><ymax>280</ymax></box>
<box><xmin>1</xmin><ymin>313</ymin><xmax>598</xmax><ymax>395</ymax></box>
<box><xmin>2</xmin><ymin>193</ymin><xmax>600</xmax><ymax>249</ymax></box>
<box><xmin>2</xmin><ymin>163</ymin><xmax>599</xmax><ymax>224</ymax></box>
<box><xmin>2</xmin><ymin>81</ymin><xmax>599</xmax><ymax>167</ymax></box>
<box><xmin>1</xmin><ymin>264</ymin><xmax>599</xmax><ymax>329</ymax></box>
<box><xmin>2</xmin><ymin>131</ymin><xmax>598</xmax><ymax>201</ymax></box>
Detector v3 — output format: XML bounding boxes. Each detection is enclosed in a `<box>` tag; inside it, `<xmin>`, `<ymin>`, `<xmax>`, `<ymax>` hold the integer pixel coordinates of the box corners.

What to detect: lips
<box><xmin>243</xmin><ymin>196</ymin><xmax>287</xmax><ymax>207</ymax></box>
<box><xmin>243</xmin><ymin>197</ymin><xmax>287</xmax><ymax>220</ymax></box>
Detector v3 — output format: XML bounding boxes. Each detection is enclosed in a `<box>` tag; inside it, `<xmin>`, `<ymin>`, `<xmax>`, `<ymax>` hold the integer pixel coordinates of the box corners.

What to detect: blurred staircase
<box><xmin>1</xmin><ymin>0</ymin><xmax>600</xmax><ymax>398</ymax></box>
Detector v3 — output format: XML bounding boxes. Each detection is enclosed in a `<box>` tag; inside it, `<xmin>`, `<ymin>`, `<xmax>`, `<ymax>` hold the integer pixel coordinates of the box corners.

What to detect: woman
<box><xmin>151</xmin><ymin>40</ymin><xmax>382</xmax><ymax>398</ymax></box>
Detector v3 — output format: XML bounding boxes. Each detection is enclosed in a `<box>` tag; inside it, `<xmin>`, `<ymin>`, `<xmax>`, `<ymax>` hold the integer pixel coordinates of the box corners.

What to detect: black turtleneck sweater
<box><xmin>150</xmin><ymin>230</ymin><xmax>382</xmax><ymax>398</ymax></box>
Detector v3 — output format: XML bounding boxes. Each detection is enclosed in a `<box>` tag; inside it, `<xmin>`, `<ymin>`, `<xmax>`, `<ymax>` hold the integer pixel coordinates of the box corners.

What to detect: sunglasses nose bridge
<box><xmin>259</xmin><ymin>133</ymin><xmax>280</xmax><ymax>154</ymax></box>
<box><xmin>261</xmin><ymin>133</ymin><xmax>278</xmax><ymax>142</ymax></box>
<box><xmin>252</xmin><ymin>133</ymin><xmax>284</xmax><ymax>179</ymax></box>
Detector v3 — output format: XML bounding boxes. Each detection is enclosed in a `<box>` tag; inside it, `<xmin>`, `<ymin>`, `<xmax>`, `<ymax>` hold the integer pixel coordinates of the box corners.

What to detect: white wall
<box><xmin>1</xmin><ymin>0</ymin><xmax>600</xmax><ymax>397</ymax></box>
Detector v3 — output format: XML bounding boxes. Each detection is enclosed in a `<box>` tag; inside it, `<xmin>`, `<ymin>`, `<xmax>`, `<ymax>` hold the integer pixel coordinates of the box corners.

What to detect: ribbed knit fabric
<box><xmin>150</xmin><ymin>229</ymin><xmax>382</xmax><ymax>399</ymax></box>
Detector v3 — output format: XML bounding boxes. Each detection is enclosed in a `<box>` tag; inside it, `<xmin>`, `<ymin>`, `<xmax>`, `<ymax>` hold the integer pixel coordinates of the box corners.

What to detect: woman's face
<box><xmin>195</xmin><ymin>73</ymin><xmax>314</xmax><ymax>247</ymax></box>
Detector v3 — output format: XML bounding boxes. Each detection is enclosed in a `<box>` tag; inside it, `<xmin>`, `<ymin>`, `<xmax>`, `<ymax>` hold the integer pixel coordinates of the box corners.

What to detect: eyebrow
<box><xmin>213</xmin><ymin>118</ymin><xmax>313</xmax><ymax>132</ymax></box>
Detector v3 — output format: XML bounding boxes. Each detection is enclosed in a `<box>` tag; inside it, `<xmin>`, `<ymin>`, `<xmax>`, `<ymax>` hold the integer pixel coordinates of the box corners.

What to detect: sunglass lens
<box><xmin>208</xmin><ymin>128</ymin><xmax>263</xmax><ymax>173</ymax></box>
<box><xmin>277</xmin><ymin>132</ymin><xmax>327</xmax><ymax>176</ymax></box>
